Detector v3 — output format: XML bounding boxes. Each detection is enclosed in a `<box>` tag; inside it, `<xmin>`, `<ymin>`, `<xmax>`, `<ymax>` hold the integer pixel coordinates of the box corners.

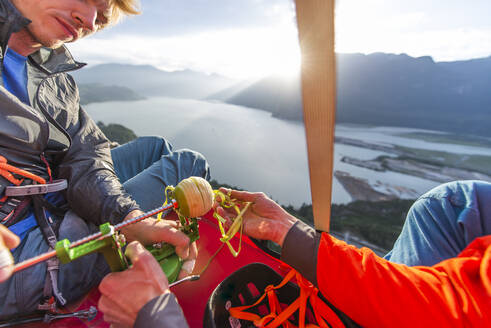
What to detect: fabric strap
<box><xmin>32</xmin><ymin>195</ymin><xmax>66</xmax><ymax>307</ymax></box>
<box><xmin>294</xmin><ymin>0</ymin><xmax>336</xmax><ymax>233</ymax></box>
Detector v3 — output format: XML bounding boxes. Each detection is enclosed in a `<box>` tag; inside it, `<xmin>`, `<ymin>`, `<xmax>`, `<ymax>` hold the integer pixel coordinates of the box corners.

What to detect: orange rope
<box><xmin>0</xmin><ymin>156</ymin><xmax>46</xmax><ymax>186</ymax></box>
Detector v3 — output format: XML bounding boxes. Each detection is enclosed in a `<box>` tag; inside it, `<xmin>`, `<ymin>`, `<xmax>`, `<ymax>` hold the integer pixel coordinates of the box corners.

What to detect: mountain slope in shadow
<box><xmin>219</xmin><ymin>53</ymin><xmax>491</xmax><ymax>138</ymax></box>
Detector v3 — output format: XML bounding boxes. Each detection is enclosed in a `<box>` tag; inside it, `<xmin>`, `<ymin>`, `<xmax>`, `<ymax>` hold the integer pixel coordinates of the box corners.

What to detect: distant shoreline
<box><xmin>334</xmin><ymin>135</ymin><xmax>491</xmax><ymax>201</ymax></box>
<box><xmin>334</xmin><ymin>171</ymin><xmax>398</xmax><ymax>202</ymax></box>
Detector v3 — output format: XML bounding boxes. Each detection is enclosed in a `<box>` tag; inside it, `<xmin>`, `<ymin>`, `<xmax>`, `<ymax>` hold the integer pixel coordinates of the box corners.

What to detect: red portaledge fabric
<box><xmin>173</xmin><ymin>212</ymin><xmax>290</xmax><ymax>327</ymax></box>
<box><xmin>12</xmin><ymin>210</ymin><xmax>286</xmax><ymax>328</ymax></box>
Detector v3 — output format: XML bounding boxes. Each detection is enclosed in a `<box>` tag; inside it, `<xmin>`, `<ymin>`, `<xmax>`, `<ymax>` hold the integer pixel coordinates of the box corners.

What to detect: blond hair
<box><xmin>108</xmin><ymin>0</ymin><xmax>141</xmax><ymax>26</ymax></box>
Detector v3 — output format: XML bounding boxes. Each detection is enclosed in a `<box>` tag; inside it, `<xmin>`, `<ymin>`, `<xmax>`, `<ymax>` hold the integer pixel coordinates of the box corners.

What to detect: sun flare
<box><xmin>202</xmin><ymin>23</ymin><xmax>301</xmax><ymax>79</ymax></box>
<box><xmin>74</xmin><ymin>20</ymin><xmax>301</xmax><ymax>80</ymax></box>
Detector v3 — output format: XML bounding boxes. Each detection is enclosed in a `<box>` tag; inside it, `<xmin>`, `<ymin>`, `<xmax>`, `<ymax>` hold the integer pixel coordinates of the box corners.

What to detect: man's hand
<box><xmin>99</xmin><ymin>241</ymin><xmax>171</xmax><ymax>328</ymax></box>
<box><xmin>121</xmin><ymin>210</ymin><xmax>197</xmax><ymax>278</ymax></box>
<box><xmin>215</xmin><ymin>188</ymin><xmax>298</xmax><ymax>247</ymax></box>
<box><xmin>0</xmin><ymin>225</ymin><xmax>20</xmax><ymax>282</ymax></box>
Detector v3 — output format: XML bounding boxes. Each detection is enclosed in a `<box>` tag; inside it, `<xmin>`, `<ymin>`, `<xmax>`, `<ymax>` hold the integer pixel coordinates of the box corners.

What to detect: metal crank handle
<box><xmin>169</xmin><ymin>274</ymin><xmax>200</xmax><ymax>287</ymax></box>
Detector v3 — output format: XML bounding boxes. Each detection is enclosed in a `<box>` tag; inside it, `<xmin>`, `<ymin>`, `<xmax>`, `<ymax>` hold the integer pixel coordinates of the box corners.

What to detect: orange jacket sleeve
<box><xmin>316</xmin><ymin>233</ymin><xmax>491</xmax><ymax>327</ymax></box>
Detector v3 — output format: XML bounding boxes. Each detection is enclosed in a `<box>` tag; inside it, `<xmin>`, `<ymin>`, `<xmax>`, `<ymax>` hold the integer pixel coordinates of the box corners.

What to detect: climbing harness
<box><xmin>0</xmin><ymin>155</ymin><xmax>68</xmax><ymax>310</ymax></box>
<box><xmin>0</xmin><ymin>155</ymin><xmax>65</xmax><ymax>226</ymax></box>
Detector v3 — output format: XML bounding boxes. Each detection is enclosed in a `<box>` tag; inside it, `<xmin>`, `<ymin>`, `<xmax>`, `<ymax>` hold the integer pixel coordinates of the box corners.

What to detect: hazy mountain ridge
<box><xmin>72</xmin><ymin>63</ymin><xmax>237</xmax><ymax>100</ymax></box>
<box><xmin>73</xmin><ymin>54</ymin><xmax>491</xmax><ymax>138</ymax></box>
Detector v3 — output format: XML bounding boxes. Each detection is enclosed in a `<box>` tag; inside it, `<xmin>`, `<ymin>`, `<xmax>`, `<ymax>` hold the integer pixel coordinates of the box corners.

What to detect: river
<box><xmin>85</xmin><ymin>97</ymin><xmax>490</xmax><ymax>206</ymax></box>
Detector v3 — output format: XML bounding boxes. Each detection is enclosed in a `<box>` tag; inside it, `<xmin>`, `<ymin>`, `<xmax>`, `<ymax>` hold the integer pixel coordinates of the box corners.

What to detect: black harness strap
<box><xmin>0</xmin><ymin>196</ymin><xmax>31</xmax><ymax>227</ymax></box>
<box><xmin>0</xmin><ymin>158</ymin><xmax>68</xmax><ymax>312</ymax></box>
<box><xmin>0</xmin><ymin>197</ymin><xmax>22</xmax><ymax>223</ymax></box>
<box><xmin>0</xmin><ymin>176</ymin><xmax>28</xmax><ymax>226</ymax></box>
<box><xmin>32</xmin><ymin>195</ymin><xmax>67</xmax><ymax>309</ymax></box>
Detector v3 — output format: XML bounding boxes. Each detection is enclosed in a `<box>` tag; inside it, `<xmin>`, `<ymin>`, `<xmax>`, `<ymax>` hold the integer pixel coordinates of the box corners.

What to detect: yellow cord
<box><xmin>156</xmin><ymin>187</ymin><xmax>249</xmax><ymax>258</ymax></box>
<box><xmin>157</xmin><ymin>185</ymin><xmax>174</xmax><ymax>220</ymax></box>
<box><xmin>213</xmin><ymin>190</ymin><xmax>250</xmax><ymax>257</ymax></box>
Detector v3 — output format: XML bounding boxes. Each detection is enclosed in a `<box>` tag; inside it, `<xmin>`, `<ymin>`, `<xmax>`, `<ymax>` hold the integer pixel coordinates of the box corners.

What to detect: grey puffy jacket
<box><xmin>0</xmin><ymin>0</ymin><xmax>139</xmax><ymax>225</ymax></box>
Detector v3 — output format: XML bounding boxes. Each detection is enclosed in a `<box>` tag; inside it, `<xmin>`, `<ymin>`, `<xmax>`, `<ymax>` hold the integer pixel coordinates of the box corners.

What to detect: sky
<box><xmin>336</xmin><ymin>0</ymin><xmax>491</xmax><ymax>62</ymax></box>
<box><xmin>69</xmin><ymin>0</ymin><xmax>491</xmax><ymax>79</ymax></box>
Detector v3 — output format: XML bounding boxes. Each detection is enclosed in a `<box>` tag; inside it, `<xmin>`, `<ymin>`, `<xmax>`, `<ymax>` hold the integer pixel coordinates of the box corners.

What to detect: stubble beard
<box><xmin>9</xmin><ymin>0</ymin><xmax>61</xmax><ymax>51</ymax></box>
<box><xmin>13</xmin><ymin>23</ymin><xmax>65</xmax><ymax>54</ymax></box>
<box><xmin>27</xmin><ymin>24</ymin><xmax>65</xmax><ymax>49</ymax></box>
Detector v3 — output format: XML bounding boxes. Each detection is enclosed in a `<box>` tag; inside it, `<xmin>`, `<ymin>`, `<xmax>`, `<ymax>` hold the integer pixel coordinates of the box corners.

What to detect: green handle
<box><xmin>55</xmin><ymin>223</ymin><xmax>127</xmax><ymax>272</ymax></box>
<box><xmin>146</xmin><ymin>218</ymin><xmax>200</xmax><ymax>283</ymax></box>
<box><xmin>55</xmin><ymin>218</ymin><xmax>200</xmax><ymax>284</ymax></box>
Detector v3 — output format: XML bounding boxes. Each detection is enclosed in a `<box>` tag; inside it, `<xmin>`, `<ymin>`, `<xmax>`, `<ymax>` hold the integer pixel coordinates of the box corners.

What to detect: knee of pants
<box><xmin>139</xmin><ymin>136</ymin><xmax>174</xmax><ymax>156</ymax></box>
<box><xmin>405</xmin><ymin>182</ymin><xmax>463</xmax><ymax>228</ymax></box>
<box><xmin>173</xmin><ymin>148</ymin><xmax>211</xmax><ymax>180</ymax></box>
<box><xmin>406</xmin><ymin>181</ymin><xmax>487</xmax><ymax>244</ymax></box>
<box><xmin>112</xmin><ymin>136</ymin><xmax>175</xmax><ymax>184</ymax></box>
<box><xmin>58</xmin><ymin>210</ymin><xmax>93</xmax><ymax>240</ymax></box>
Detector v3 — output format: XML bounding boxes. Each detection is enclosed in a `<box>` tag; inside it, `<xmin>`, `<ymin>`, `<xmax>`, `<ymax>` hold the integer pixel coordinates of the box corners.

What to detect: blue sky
<box><xmin>69</xmin><ymin>0</ymin><xmax>491</xmax><ymax>79</ymax></box>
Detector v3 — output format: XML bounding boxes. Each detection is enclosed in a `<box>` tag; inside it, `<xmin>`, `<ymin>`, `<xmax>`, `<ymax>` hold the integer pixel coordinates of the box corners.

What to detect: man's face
<box><xmin>11</xmin><ymin>0</ymin><xmax>111</xmax><ymax>49</ymax></box>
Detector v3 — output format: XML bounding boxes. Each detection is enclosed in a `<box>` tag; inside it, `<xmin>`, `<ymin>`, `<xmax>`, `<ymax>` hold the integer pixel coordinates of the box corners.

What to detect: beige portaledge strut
<box><xmin>294</xmin><ymin>0</ymin><xmax>336</xmax><ymax>232</ymax></box>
